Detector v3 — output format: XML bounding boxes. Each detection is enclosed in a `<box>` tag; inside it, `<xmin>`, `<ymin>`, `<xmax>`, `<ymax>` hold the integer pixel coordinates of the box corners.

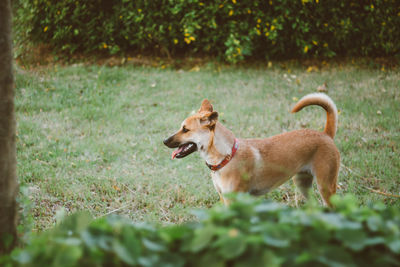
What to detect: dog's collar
<box><xmin>206</xmin><ymin>138</ymin><xmax>239</xmax><ymax>171</ymax></box>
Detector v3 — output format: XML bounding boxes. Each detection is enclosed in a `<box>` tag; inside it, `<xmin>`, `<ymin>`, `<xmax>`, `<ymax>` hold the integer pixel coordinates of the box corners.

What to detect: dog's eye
<box><xmin>182</xmin><ymin>126</ymin><xmax>189</xmax><ymax>133</ymax></box>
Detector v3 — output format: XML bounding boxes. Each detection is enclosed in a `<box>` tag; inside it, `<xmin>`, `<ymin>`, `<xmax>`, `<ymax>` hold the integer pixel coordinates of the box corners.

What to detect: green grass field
<box><xmin>15</xmin><ymin>61</ymin><xmax>400</xmax><ymax>231</ymax></box>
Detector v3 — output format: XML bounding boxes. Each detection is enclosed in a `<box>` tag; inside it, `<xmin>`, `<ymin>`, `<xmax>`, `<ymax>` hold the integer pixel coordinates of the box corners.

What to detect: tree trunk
<box><xmin>0</xmin><ymin>0</ymin><xmax>18</xmax><ymax>253</ymax></box>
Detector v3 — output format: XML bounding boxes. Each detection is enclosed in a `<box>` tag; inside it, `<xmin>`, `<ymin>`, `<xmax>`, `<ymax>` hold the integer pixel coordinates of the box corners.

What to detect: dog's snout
<box><xmin>163</xmin><ymin>136</ymin><xmax>174</xmax><ymax>148</ymax></box>
<box><xmin>163</xmin><ymin>135</ymin><xmax>178</xmax><ymax>148</ymax></box>
<box><xmin>163</xmin><ymin>138</ymin><xmax>169</xmax><ymax>146</ymax></box>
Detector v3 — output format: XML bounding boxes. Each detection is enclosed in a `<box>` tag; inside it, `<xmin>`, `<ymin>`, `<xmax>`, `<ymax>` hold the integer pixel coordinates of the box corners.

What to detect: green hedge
<box><xmin>2</xmin><ymin>195</ymin><xmax>400</xmax><ymax>266</ymax></box>
<box><xmin>13</xmin><ymin>0</ymin><xmax>400</xmax><ymax>63</ymax></box>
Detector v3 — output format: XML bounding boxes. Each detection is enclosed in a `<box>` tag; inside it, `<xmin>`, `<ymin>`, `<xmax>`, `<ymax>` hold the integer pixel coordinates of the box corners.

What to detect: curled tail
<box><xmin>291</xmin><ymin>93</ymin><xmax>338</xmax><ymax>139</ymax></box>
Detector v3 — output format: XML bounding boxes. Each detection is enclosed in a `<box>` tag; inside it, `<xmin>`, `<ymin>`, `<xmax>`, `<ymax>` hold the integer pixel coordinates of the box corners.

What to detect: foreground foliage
<box><xmin>3</xmin><ymin>195</ymin><xmax>400</xmax><ymax>266</ymax></box>
<box><xmin>13</xmin><ymin>0</ymin><xmax>400</xmax><ymax>62</ymax></box>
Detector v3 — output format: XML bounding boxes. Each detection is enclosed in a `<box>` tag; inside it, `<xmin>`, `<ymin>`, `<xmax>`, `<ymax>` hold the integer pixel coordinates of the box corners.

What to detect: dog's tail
<box><xmin>291</xmin><ymin>93</ymin><xmax>338</xmax><ymax>139</ymax></box>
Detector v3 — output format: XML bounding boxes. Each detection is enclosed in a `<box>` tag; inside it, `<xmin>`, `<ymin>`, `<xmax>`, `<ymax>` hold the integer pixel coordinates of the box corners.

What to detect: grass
<box><xmin>15</xmin><ymin>61</ymin><xmax>400</xmax><ymax>231</ymax></box>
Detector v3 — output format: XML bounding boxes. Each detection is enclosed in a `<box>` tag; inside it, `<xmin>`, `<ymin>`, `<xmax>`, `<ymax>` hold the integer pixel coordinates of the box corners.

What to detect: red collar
<box><xmin>206</xmin><ymin>138</ymin><xmax>239</xmax><ymax>171</ymax></box>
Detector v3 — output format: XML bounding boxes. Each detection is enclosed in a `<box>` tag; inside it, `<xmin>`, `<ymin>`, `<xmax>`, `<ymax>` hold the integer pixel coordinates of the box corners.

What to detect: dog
<box><xmin>163</xmin><ymin>93</ymin><xmax>340</xmax><ymax>206</ymax></box>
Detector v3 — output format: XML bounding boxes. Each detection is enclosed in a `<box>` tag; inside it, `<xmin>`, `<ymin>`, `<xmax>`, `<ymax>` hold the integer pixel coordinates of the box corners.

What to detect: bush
<box><xmin>13</xmin><ymin>0</ymin><xmax>400</xmax><ymax>63</ymax></box>
<box><xmin>2</xmin><ymin>194</ymin><xmax>400</xmax><ymax>266</ymax></box>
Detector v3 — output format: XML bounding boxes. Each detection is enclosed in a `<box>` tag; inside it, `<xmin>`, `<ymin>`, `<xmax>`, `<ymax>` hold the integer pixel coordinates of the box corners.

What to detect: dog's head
<box><xmin>163</xmin><ymin>99</ymin><xmax>218</xmax><ymax>159</ymax></box>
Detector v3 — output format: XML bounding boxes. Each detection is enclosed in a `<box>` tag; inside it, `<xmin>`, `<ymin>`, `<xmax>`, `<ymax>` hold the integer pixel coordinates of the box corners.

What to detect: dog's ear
<box><xmin>200</xmin><ymin>111</ymin><xmax>218</xmax><ymax>127</ymax></box>
<box><xmin>199</xmin><ymin>99</ymin><xmax>213</xmax><ymax>112</ymax></box>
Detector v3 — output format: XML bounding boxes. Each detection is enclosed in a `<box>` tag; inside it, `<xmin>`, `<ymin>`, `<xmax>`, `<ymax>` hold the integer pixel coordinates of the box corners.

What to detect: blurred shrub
<box><xmin>12</xmin><ymin>0</ymin><xmax>400</xmax><ymax>62</ymax></box>
<box><xmin>2</xmin><ymin>194</ymin><xmax>400</xmax><ymax>266</ymax></box>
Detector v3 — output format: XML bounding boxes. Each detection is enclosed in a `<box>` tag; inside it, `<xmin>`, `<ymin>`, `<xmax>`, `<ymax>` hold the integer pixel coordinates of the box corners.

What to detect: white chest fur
<box><xmin>211</xmin><ymin>171</ymin><xmax>234</xmax><ymax>194</ymax></box>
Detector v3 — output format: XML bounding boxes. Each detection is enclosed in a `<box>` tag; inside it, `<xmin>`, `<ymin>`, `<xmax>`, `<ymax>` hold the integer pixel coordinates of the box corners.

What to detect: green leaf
<box><xmin>388</xmin><ymin>239</ymin><xmax>400</xmax><ymax>253</ymax></box>
<box><xmin>364</xmin><ymin>236</ymin><xmax>385</xmax><ymax>246</ymax></box>
<box><xmin>254</xmin><ymin>202</ymin><xmax>284</xmax><ymax>213</ymax></box>
<box><xmin>112</xmin><ymin>239</ymin><xmax>136</xmax><ymax>265</ymax></box>
<box><xmin>262</xmin><ymin>224</ymin><xmax>297</xmax><ymax>248</ymax></box>
<box><xmin>138</xmin><ymin>255</ymin><xmax>160</xmax><ymax>267</ymax></box>
<box><xmin>366</xmin><ymin>215</ymin><xmax>383</xmax><ymax>232</ymax></box>
<box><xmin>53</xmin><ymin>245</ymin><xmax>83</xmax><ymax>266</ymax></box>
<box><xmin>263</xmin><ymin>235</ymin><xmax>290</xmax><ymax>248</ymax></box>
<box><xmin>142</xmin><ymin>238</ymin><xmax>165</xmax><ymax>252</ymax></box>
<box><xmin>335</xmin><ymin>229</ymin><xmax>368</xmax><ymax>251</ymax></box>
<box><xmin>12</xmin><ymin>250</ymin><xmax>31</xmax><ymax>264</ymax></box>
<box><xmin>159</xmin><ymin>225</ymin><xmax>191</xmax><ymax>243</ymax></box>
<box><xmin>260</xmin><ymin>250</ymin><xmax>283</xmax><ymax>267</ymax></box>
<box><xmin>215</xmin><ymin>234</ymin><xmax>247</xmax><ymax>260</ymax></box>
<box><xmin>190</xmin><ymin>225</ymin><xmax>215</xmax><ymax>252</ymax></box>
<box><xmin>56</xmin><ymin>237</ymin><xmax>81</xmax><ymax>246</ymax></box>
<box><xmin>317</xmin><ymin>245</ymin><xmax>354</xmax><ymax>267</ymax></box>
<box><xmin>234</xmin><ymin>248</ymin><xmax>282</xmax><ymax>267</ymax></box>
<box><xmin>191</xmin><ymin>252</ymin><xmax>224</xmax><ymax>267</ymax></box>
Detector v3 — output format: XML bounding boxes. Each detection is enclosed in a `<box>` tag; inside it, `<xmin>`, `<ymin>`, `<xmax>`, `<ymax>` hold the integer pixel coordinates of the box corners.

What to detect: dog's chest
<box><xmin>211</xmin><ymin>171</ymin><xmax>234</xmax><ymax>194</ymax></box>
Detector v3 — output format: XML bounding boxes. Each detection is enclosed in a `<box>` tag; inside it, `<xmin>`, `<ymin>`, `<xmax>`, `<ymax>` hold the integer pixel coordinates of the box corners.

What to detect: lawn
<box><xmin>15</xmin><ymin>61</ymin><xmax>400</xmax><ymax>231</ymax></box>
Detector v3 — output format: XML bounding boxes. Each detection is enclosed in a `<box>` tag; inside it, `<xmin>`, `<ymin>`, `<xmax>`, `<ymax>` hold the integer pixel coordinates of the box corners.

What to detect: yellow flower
<box><xmin>304</xmin><ymin>45</ymin><xmax>309</xmax><ymax>53</ymax></box>
<box><xmin>256</xmin><ymin>29</ymin><xmax>261</xmax><ymax>35</ymax></box>
<box><xmin>247</xmin><ymin>9</ymin><xmax>251</xmax><ymax>14</ymax></box>
<box><xmin>199</xmin><ymin>2</ymin><xmax>204</xmax><ymax>6</ymax></box>
<box><xmin>103</xmin><ymin>43</ymin><xmax>108</xmax><ymax>49</ymax></box>
<box><xmin>324</xmin><ymin>23</ymin><xmax>328</xmax><ymax>27</ymax></box>
<box><xmin>265</xmin><ymin>31</ymin><xmax>270</xmax><ymax>37</ymax></box>
<box><xmin>189</xmin><ymin>36</ymin><xmax>195</xmax><ymax>41</ymax></box>
<box><xmin>137</xmin><ymin>8</ymin><xmax>142</xmax><ymax>13</ymax></box>
<box><xmin>44</xmin><ymin>26</ymin><xmax>48</xmax><ymax>32</ymax></box>
<box><xmin>236</xmin><ymin>47</ymin><xmax>241</xmax><ymax>54</ymax></box>
<box><xmin>173</xmin><ymin>39</ymin><xmax>178</xmax><ymax>44</ymax></box>
<box><xmin>228</xmin><ymin>228</ymin><xmax>239</xmax><ymax>237</ymax></box>
<box><xmin>270</xmin><ymin>25</ymin><xmax>275</xmax><ymax>31</ymax></box>
<box><xmin>370</xmin><ymin>4</ymin><xmax>374</xmax><ymax>9</ymax></box>
<box><xmin>219</xmin><ymin>4</ymin><xmax>224</xmax><ymax>8</ymax></box>
<box><xmin>269</xmin><ymin>0</ymin><xmax>272</xmax><ymax>5</ymax></box>
<box><xmin>323</xmin><ymin>42</ymin><xmax>328</xmax><ymax>47</ymax></box>
<box><xmin>316</xmin><ymin>0</ymin><xmax>319</xmax><ymax>3</ymax></box>
<box><xmin>184</xmin><ymin>32</ymin><xmax>190</xmax><ymax>37</ymax></box>
<box><xmin>257</xmin><ymin>18</ymin><xmax>261</xmax><ymax>23</ymax></box>
<box><xmin>229</xmin><ymin>10</ymin><xmax>234</xmax><ymax>16</ymax></box>
<box><xmin>119</xmin><ymin>15</ymin><xmax>123</xmax><ymax>19</ymax></box>
<box><xmin>312</xmin><ymin>40</ymin><xmax>318</xmax><ymax>45</ymax></box>
<box><xmin>232</xmin><ymin>0</ymin><xmax>236</xmax><ymax>4</ymax></box>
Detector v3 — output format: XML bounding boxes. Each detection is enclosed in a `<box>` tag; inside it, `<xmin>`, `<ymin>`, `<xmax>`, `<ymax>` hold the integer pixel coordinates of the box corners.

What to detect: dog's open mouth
<box><xmin>171</xmin><ymin>142</ymin><xmax>197</xmax><ymax>159</ymax></box>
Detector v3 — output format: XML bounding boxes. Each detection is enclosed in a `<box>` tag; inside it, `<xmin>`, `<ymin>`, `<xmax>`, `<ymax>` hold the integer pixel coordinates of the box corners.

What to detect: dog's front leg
<box><xmin>211</xmin><ymin>174</ymin><xmax>225</xmax><ymax>204</ymax></box>
<box><xmin>212</xmin><ymin>172</ymin><xmax>248</xmax><ymax>206</ymax></box>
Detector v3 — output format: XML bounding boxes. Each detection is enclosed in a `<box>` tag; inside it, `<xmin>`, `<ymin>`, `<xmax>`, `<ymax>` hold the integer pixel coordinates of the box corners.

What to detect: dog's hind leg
<box><xmin>293</xmin><ymin>171</ymin><xmax>313</xmax><ymax>206</ymax></box>
<box><xmin>312</xmin><ymin>152</ymin><xmax>339</xmax><ymax>207</ymax></box>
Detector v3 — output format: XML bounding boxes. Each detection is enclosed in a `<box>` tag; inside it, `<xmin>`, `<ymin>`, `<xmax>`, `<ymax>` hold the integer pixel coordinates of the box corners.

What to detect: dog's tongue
<box><xmin>171</xmin><ymin>146</ymin><xmax>184</xmax><ymax>159</ymax></box>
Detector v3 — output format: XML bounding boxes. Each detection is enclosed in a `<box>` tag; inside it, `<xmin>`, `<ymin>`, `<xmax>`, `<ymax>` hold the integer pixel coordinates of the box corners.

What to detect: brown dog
<box><xmin>164</xmin><ymin>93</ymin><xmax>340</xmax><ymax>206</ymax></box>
